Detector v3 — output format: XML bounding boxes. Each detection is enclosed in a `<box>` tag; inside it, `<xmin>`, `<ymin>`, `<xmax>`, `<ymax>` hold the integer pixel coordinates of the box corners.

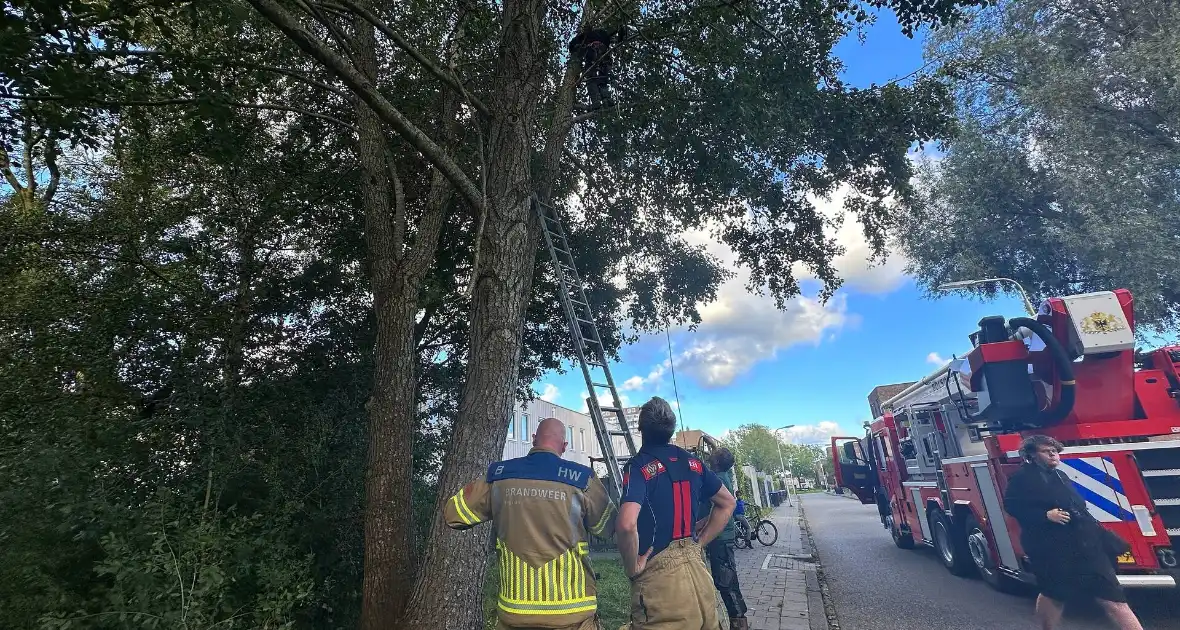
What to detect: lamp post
<box><xmin>937</xmin><ymin>277</ymin><xmax>1037</xmax><ymax>316</ymax></box>
<box><xmin>775</xmin><ymin>424</ymin><xmax>796</xmax><ymax>507</ymax></box>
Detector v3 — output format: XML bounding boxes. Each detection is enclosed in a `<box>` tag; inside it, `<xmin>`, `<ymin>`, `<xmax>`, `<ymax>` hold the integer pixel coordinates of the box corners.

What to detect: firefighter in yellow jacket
<box><xmin>445</xmin><ymin>417</ymin><xmax>616</xmax><ymax>630</ymax></box>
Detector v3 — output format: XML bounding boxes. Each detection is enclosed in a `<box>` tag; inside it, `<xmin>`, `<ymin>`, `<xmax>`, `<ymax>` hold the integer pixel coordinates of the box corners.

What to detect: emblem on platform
<box><xmin>1080</xmin><ymin>312</ymin><xmax>1126</xmax><ymax>334</ymax></box>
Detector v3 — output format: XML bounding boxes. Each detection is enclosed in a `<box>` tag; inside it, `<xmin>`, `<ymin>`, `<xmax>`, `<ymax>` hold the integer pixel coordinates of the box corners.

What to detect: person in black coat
<box><xmin>1003</xmin><ymin>435</ymin><xmax>1144</xmax><ymax>630</ymax></box>
<box><xmin>568</xmin><ymin>25</ymin><xmax>628</xmax><ymax>110</ymax></box>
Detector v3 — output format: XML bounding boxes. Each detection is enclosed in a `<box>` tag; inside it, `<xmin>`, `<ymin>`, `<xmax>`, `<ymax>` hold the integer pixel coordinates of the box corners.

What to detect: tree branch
<box><xmin>42</xmin><ymin>136</ymin><xmax>60</xmax><ymax>205</ymax></box>
<box><xmin>0</xmin><ymin>151</ymin><xmax>24</xmax><ymax>193</ymax></box>
<box><xmin>327</xmin><ymin>0</ymin><xmax>490</xmax><ymax>117</ymax></box>
<box><xmin>236</xmin><ymin>62</ymin><xmax>351</xmax><ymax>99</ymax></box>
<box><xmin>0</xmin><ymin>94</ymin><xmax>358</xmax><ymax>131</ymax></box>
<box><xmin>246</xmin><ymin>0</ymin><xmax>484</xmax><ymax>212</ymax></box>
<box><xmin>296</xmin><ymin>0</ymin><xmax>361</xmax><ymax>66</ymax></box>
<box><xmin>22</xmin><ymin>118</ymin><xmax>36</xmax><ymax>196</ymax></box>
<box><xmin>386</xmin><ymin>148</ymin><xmax>407</xmax><ymax>255</ymax></box>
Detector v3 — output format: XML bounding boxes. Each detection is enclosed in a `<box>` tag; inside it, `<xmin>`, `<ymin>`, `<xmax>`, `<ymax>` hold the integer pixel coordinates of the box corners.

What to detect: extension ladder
<box><xmin>533</xmin><ymin>196</ymin><xmax>638</xmax><ymax>503</ymax></box>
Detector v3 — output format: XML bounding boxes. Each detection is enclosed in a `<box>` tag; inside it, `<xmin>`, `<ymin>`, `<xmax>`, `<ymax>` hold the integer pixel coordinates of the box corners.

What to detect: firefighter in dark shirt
<box><xmin>568</xmin><ymin>24</ymin><xmax>627</xmax><ymax>110</ymax></box>
<box><xmin>616</xmin><ymin>397</ymin><xmax>736</xmax><ymax>629</ymax></box>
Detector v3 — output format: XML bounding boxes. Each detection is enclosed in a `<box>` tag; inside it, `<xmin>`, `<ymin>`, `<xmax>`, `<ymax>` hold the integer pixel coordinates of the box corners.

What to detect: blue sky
<box><xmin>531</xmin><ymin>9</ymin><xmax>1028</xmax><ymax>445</ymax></box>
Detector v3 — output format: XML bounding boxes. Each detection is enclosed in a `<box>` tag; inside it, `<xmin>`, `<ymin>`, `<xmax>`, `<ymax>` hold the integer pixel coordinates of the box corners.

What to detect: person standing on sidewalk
<box><xmin>697</xmin><ymin>447</ymin><xmax>749</xmax><ymax>630</ymax></box>
<box><xmin>616</xmin><ymin>396</ymin><xmax>736</xmax><ymax>630</ymax></box>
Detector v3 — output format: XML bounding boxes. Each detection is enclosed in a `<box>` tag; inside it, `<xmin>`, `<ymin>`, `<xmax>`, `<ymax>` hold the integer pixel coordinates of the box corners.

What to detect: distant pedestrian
<box><xmin>1004</xmin><ymin>435</ymin><xmax>1143</xmax><ymax>630</ymax></box>
<box><xmin>734</xmin><ymin>491</ymin><xmax>752</xmax><ymax>543</ymax></box>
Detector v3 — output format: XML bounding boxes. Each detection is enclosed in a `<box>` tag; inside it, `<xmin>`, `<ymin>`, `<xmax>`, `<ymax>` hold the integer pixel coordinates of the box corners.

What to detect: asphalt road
<box><xmin>802</xmin><ymin>493</ymin><xmax>1180</xmax><ymax>630</ymax></box>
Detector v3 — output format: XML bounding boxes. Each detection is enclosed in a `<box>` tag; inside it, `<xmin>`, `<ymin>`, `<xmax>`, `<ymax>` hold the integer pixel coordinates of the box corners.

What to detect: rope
<box><xmin>664</xmin><ymin>322</ymin><xmax>686</xmax><ymax>435</ymax></box>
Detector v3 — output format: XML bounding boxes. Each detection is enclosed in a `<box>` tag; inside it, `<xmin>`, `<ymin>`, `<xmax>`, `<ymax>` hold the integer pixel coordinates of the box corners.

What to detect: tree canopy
<box><xmin>895</xmin><ymin>0</ymin><xmax>1180</xmax><ymax>335</ymax></box>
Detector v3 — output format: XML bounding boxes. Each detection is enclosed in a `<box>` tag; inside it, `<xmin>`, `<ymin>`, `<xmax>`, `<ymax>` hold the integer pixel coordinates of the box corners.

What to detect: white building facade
<box><xmin>503</xmin><ymin>398</ymin><xmax>602</xmax><ymax>466</ymax></box>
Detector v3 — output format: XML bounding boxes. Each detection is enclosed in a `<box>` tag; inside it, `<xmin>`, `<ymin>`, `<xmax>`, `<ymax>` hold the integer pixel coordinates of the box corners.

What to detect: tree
<box><xmin>724</xmin><ymin>424</ymin><xmax>787</xmax><ymax>475</ymax></box>
<box><xmin>723</xmin><ymin>424</ymin><xmax>824</xmax><ymax>481</ymax></box>
<box><xmin>896</xmin><ymin>0</ymin><xmax>1180</xmax><ymax>336</ymax></box>
<box><xmin>3</xmin><ymin>0</ymin><xmax>985</xmax><ymax>627</ymax></box>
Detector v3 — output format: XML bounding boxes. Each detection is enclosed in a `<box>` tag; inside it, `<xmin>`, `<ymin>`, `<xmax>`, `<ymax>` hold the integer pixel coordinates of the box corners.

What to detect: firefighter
<box><xmin>444</xmin><ymin>417</ymin><xmax>616</xmax><ymax>630</ymax></box>
<box><xmin>698</xmin><ymin>447</ymin><xmax>749</xmax><ymax>630</ymax></box>
<box><xmin>568</xmin><ymin>24</ymin><xmax>628</xmax><ymax>110</ymax></box>
<box><xmin>616</xmin><ymin>396</ymin><xmax>736</xmax><ymax>630</ymax></box>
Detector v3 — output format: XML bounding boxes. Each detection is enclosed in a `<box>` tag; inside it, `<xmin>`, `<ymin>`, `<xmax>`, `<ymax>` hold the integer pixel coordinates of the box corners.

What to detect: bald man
<box><xmin>445</xmin><ymin>417</ymin><xmax>616</xmax><ymax>630</ymax></box>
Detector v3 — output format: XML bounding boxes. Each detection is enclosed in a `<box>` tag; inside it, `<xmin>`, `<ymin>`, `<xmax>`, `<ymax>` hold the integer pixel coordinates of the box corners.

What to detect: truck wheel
<box><xmin>929</xmin><ymin>509</ymin><xmax>974</xmax><ymax>577</ymax></box>
<box><xmin>892</xmin><ymin>526</ymin><xmax>910</xmax><ymax>549</ymax></box>
<box><xmin>890</xmin><ymin>516</ymin><xmax>915</xmax><ymax>549</ymax></box>
<box><xmin>965</xmin><ymin>514</ymin><xmax>1027</xmax><ymax>594</ymax></box>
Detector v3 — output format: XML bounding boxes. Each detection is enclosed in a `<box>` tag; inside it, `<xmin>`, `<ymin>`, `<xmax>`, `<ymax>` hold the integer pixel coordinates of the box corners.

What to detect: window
<box><xmin>579</xmin><ymin>429</ymin><xmax>586</xmax><ymax>452</ymax></box>
<box><xmin>507</xmin><ymin>412</ymin><xmax>515</xmax><ymax>440</ymax></box>
<box><xmin>521</xmin><ymin>414</ymin><xmax>529</xmax><ymax>440</ymax></box>
<box><xmin>566</xmin><ymin>425</ymin><xmax>574</xmax><ymax>446</ymax></box>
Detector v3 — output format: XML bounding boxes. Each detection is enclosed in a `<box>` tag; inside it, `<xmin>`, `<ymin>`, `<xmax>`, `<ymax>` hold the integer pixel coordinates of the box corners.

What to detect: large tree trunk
<box><xmin>354</xmin><ymin>13</ymin><xmax>448</xmax><ymax>628</ymax></box>
<box><xmin>401</xmin><ymin>0</ymin><xmax>548</xmax><ymax>626</ymax></box>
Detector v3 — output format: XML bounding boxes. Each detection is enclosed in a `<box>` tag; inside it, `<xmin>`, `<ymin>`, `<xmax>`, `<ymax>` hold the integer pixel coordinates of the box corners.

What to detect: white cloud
<box><xmin>792</xmin><ymin>182</ymin><xmax>909</xmax><ymax>295</ymax></box>
<box><xmin>926</xmin><ymin>352</ymin><xmax>950</xmax><ymax>366</ymax></box>
<box><xmin>611</xmin><ymin>229</ymin><xmax>849</xmax><ymax>390</ymax></box>
<box><xmin>537</xmin><ymin>383</ymin><xmax>560</xmax><ymax>403</ymax></box>
<box><xmin>578</xmin><ymin>391</ymin><xmax>632</xmax><ymax>414</ymax></box>
<box><xmin>783</xmin><ymin>421</ymin><xmax>844</xmax><ymax>445</ymax></box>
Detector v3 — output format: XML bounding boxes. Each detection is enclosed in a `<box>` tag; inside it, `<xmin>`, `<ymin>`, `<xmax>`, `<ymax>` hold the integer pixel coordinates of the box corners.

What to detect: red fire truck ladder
<box><xmin>534</xmin><ymin>196</ymin><xmax>638</xmax><ymax>503</ymax></box>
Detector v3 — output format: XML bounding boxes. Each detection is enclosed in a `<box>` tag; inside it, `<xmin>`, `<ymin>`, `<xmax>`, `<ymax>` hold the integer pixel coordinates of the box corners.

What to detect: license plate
<box><xmin>1116</xmin><ymin>552</ymin><xmax>1135</xmax><ymax>564</ymax></box>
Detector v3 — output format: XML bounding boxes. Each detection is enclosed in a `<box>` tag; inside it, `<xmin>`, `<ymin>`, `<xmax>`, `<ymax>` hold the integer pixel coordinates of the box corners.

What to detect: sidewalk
<box><xmin>721</xmin><ymin>499</ymin><xmax>825</xmax><ymax>630</ymax></box>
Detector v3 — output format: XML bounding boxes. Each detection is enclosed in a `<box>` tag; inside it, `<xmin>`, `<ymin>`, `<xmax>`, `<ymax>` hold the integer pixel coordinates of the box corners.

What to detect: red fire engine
<box><xmin>832</xmin><ymin>289</ymin><xmax>1179</xmax><ymax>592</ymax></box>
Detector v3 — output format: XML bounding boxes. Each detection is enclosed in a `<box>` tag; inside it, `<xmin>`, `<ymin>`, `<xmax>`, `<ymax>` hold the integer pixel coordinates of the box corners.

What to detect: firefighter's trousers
<box><xmin>497</xmin><ymin>616</ymin><xmax>601</xmax><ymax>630</ymax></box>
<box><xmin>622</xmin><ymin>538</ymin><xmax>720</xmax><ymax>630</ymax></box>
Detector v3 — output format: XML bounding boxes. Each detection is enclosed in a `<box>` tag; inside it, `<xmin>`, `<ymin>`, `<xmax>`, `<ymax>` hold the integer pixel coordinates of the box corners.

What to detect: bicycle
<box><xmin>733</xmin><ymin>504</ymin><xmax>778</xmax><ymax>548</ymax></box>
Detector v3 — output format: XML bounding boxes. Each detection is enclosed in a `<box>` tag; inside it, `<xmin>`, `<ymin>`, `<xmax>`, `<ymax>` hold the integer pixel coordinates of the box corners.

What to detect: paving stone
<box><xmin>718</xmin><ymin>500</ymin><xmax>820</xmax><ymax>630</ymax></box>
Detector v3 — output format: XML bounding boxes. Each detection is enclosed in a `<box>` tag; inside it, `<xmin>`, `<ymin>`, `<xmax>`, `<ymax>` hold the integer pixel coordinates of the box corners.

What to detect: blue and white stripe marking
<box><xmin>1057</xmin><ymin>456</ymin><xmax>1135</xmax><ymax>522</ymax></box>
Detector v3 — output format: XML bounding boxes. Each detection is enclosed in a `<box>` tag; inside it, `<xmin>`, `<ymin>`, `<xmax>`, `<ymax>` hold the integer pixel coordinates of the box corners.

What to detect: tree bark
<box><xmin>401</xmin><ymin>0</ymin><xmax>548</xmax><ymax>627</ymax></box>
<box><xmin>353</xmin><ymin>3</ymin><xmax>461</xmax><ymax>626</ymax></box>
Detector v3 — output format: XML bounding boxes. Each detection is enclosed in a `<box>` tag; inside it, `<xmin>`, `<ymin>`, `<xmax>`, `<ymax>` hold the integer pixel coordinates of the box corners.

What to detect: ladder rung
<box><xmin>601</xmin><ymin>406</ymin><xmax>622</xmax><ymax>413</ymax></box>
<box><xmin>591</xmin><ymin>382</ymin><xmax>611</xmax><ymax>388</ymax></box>
<box><xmin>576</xmin><ymin>318</ymin><xmax>595</xmax><ymax>326</ymax></box>
<box><xmin>609</xmin><ymin>430</ymin><xmax>630</xmax><ymax>436</ymax></box>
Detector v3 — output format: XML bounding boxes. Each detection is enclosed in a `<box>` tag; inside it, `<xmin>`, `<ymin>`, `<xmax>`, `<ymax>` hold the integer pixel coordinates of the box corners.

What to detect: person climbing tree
<box><xmin>568</xmin><ymin>24</ymin><xmax>628</xmax><ymax>110</ymax></box>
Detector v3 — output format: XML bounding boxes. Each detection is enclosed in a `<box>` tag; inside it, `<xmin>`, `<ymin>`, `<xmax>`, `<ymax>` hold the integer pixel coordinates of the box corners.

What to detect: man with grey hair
<box><xmin>616</xmin><ymin>396</ymin><xmax>736</xmax><ymax>629</ymax></box>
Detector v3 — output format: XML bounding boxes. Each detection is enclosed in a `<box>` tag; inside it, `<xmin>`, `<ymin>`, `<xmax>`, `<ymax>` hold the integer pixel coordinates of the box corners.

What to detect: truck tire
<box><xmin>889</xmin><ymin>516</ymin><xmax>915</xmax><ymax>549</ymax></box>
<box><xmin>965</xmin><ymin>514</ymin><xmax>1027</xmax><ymax>594</ymax></box>
<box><xmin>887</xmin><ymin>523</ymin><xmax>915</xmax><ymax>552</ymax></box>
<box><xmin>929</xmin><ymin>508</ymin><xmax>974</xmax><ymax>577</ymax></box>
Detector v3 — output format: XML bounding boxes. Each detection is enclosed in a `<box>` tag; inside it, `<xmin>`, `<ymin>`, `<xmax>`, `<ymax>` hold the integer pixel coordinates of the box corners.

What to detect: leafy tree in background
<box><xmin>724</xmin><ymin>424</ymin><xmax>825</xmax><ymax>482</ymax></box>
<box><xmin>3</xmin><ymin>0</ymin><xmax>985</xmax><ymax>627</ymax></box>
<box><xmin>724</xmin><ymin>424</ymin><xmax>786</xmax><ymax>475</ymax></box>
<box><xmin>896</xmin><ymin>0</ymin><xmax>1180</xmax><ymax>336</ymax></box>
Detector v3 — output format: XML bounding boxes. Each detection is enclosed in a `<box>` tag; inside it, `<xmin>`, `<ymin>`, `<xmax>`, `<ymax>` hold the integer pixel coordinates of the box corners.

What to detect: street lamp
<box><xmin>937</xmin><ymin>277</ymin><xmax>1037</xmax><ymax>316</ymax></box>
<box><xmin>775</xmin><ymin>424</ymin><xmax>796</xmax><ymax>507</ymax></box>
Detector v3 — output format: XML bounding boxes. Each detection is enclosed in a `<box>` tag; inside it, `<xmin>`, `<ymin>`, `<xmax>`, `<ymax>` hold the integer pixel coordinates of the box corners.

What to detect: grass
<box><xmin>483</xmin><ymin>553</ymin><xmax>630</xmax><ymax>630</ymax></box>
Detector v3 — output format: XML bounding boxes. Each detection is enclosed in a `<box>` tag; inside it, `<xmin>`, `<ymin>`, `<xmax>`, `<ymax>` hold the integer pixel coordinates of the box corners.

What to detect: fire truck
<box><xmin>831</xmin><ymin>289</ymin><xmax>1179</xmax><ymax>592</ymax></box>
